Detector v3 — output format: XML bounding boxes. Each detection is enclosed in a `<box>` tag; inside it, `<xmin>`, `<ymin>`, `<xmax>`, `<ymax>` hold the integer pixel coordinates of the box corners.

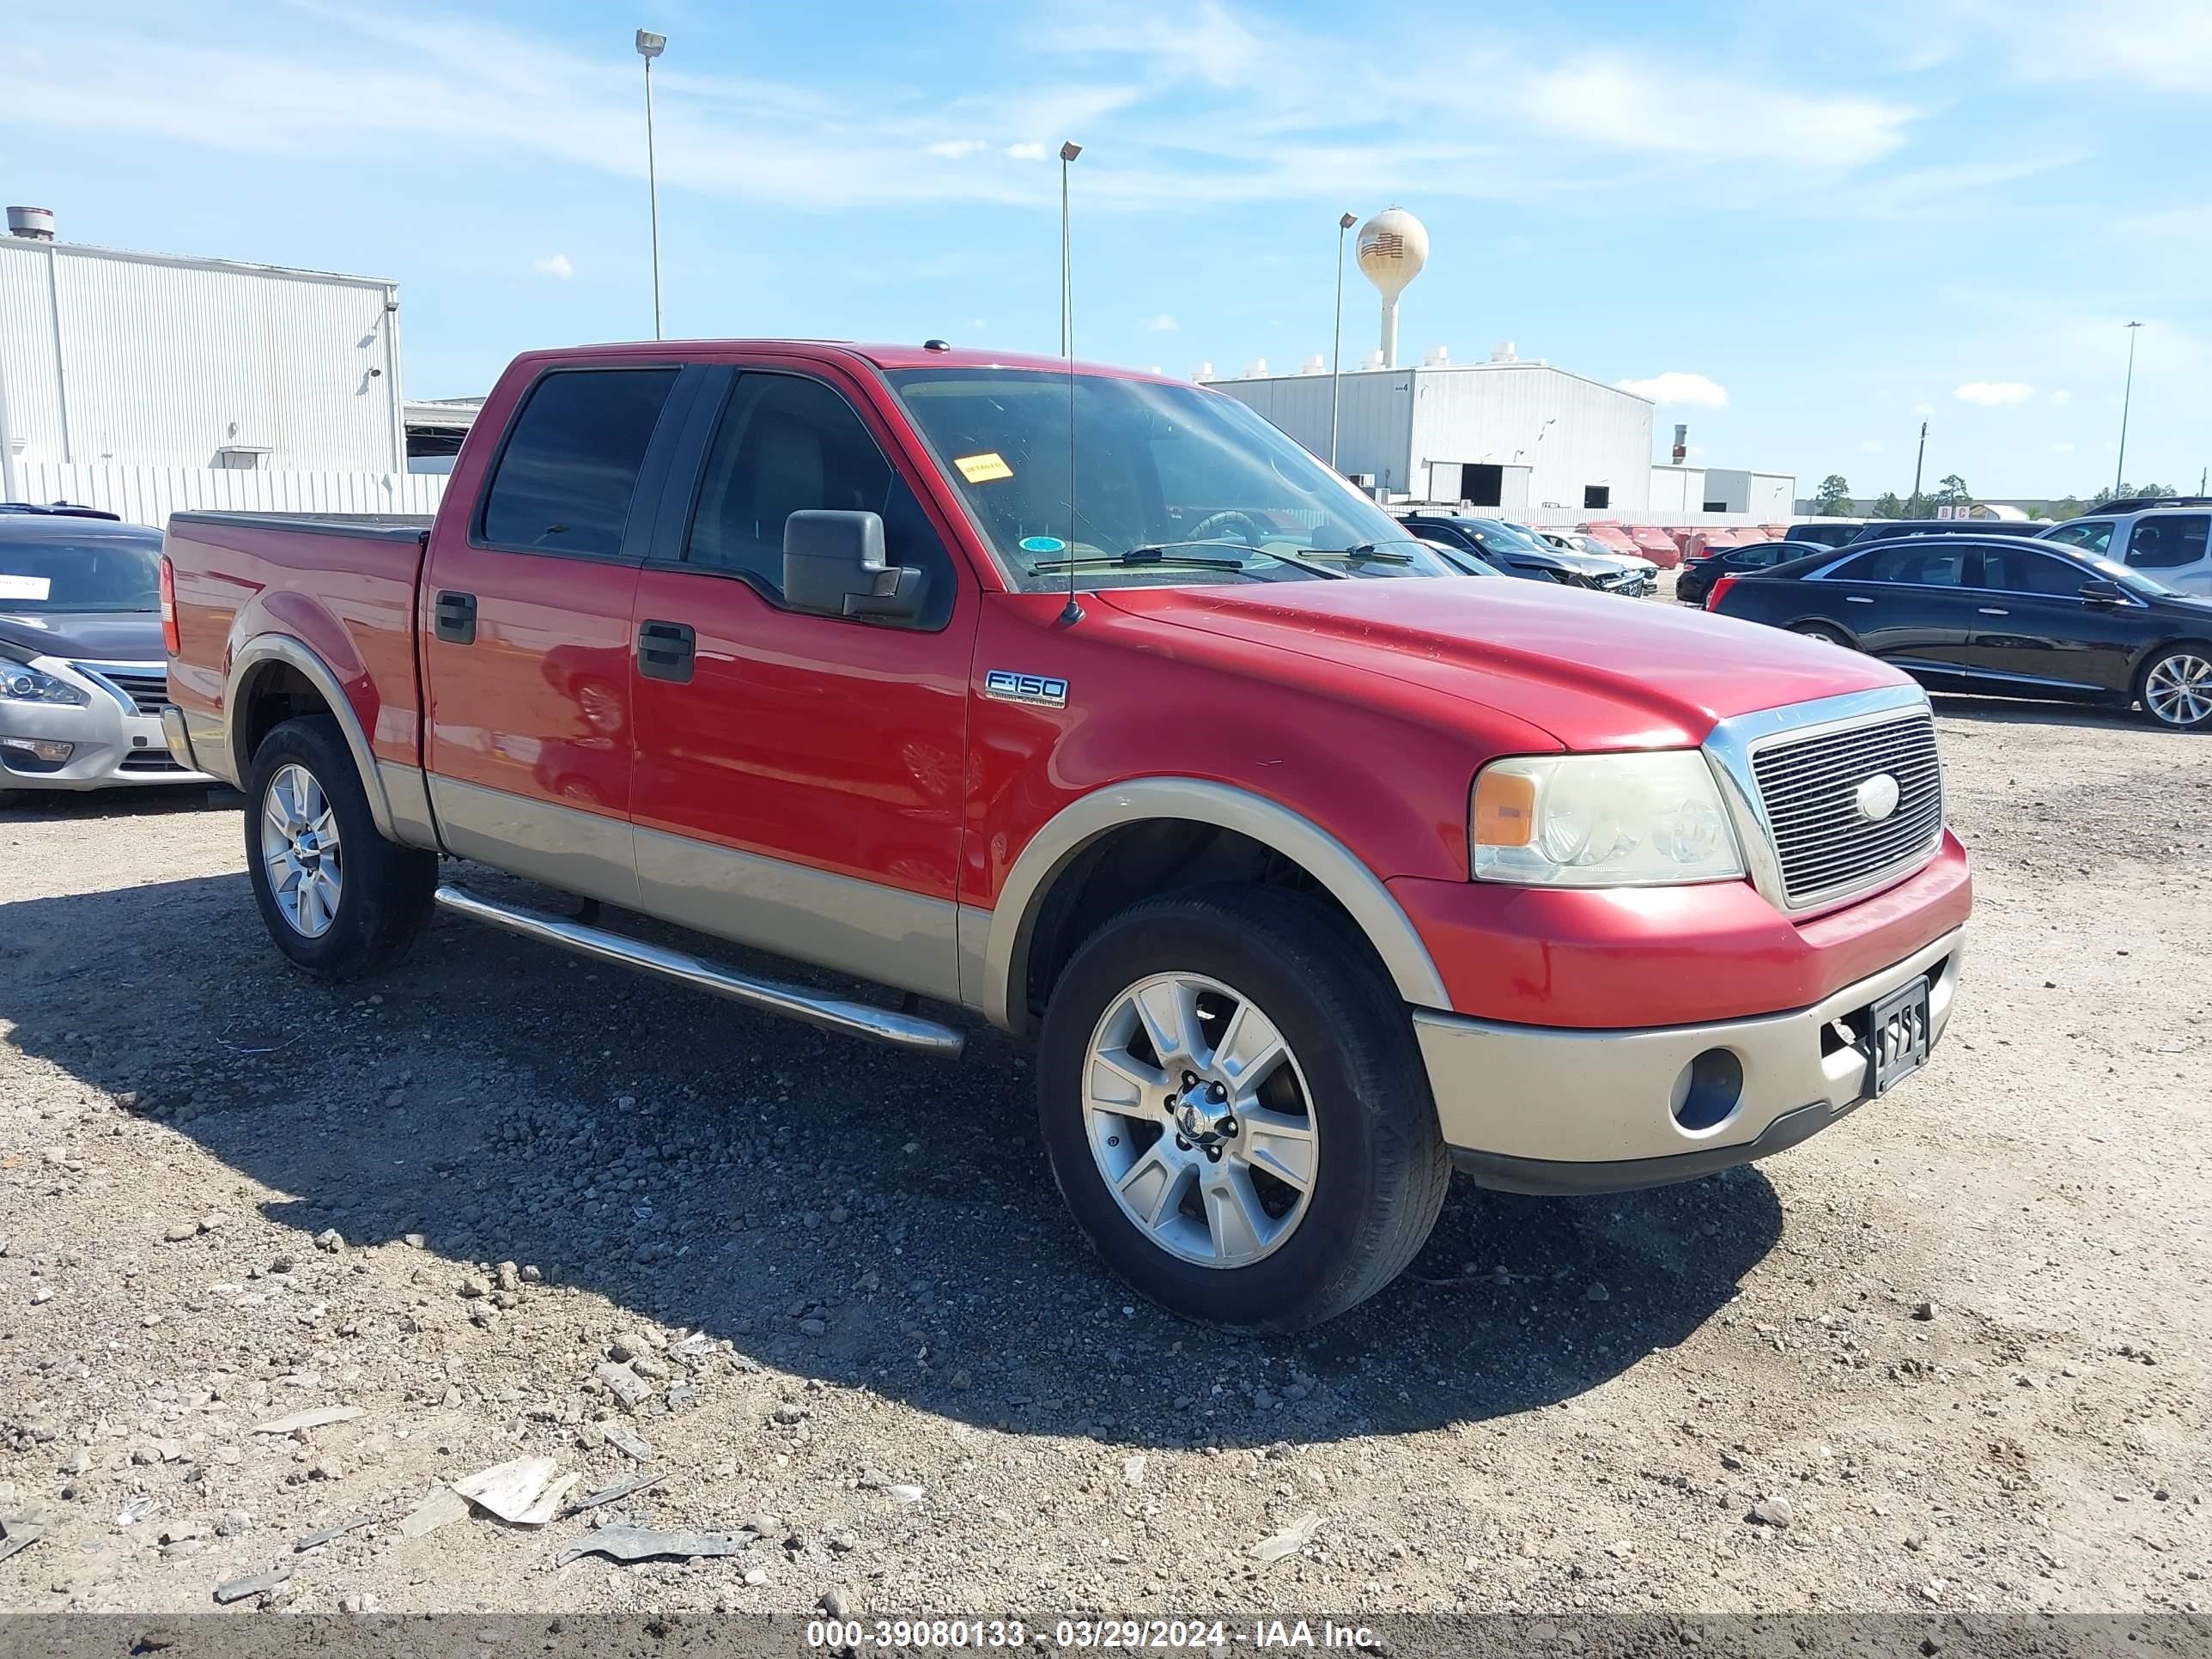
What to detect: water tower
<box><xmin>1355</xmin><ymin>207</ymin><xmax>1428</xmax><ymax>369</ymax></box>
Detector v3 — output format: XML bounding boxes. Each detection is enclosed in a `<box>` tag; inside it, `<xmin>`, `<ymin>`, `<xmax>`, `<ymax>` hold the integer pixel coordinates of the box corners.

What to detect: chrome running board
<box><xmin>432</xmin><ymin>884</ymin><xmax>965</xmax><ymax>1057</ymax></box>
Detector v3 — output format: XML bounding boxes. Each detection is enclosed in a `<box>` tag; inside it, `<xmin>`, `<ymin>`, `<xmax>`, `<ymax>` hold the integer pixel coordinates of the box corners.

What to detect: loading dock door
<box><xmin>1452</xmin><ymin>463</ymin><xmax>1502</xmax><ymax>507</ymax></box>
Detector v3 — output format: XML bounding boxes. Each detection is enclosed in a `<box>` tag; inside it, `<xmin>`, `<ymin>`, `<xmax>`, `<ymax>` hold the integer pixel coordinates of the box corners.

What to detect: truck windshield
<box><xmin>885</xmin><ymin>368</ymin><xmax>1457</xmax><ymax>591</ymax></box>
<box><xmin>0</xmin><ymin>530</ymin><xmax>161</xmax><ymax>612</ymax></box>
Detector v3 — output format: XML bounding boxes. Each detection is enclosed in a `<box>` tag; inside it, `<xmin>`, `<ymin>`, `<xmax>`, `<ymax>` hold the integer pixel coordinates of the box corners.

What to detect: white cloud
<box><xmin>2049</xmin><ymin>388</ymin><xmax>2072</xmax><ymax>406</ymax></box>
<box><xmin>1511</xmin><ymin>56</ymin><xmax>1917</xmax><ymax>168</ymax></box>
<box><xmin>1954</xmin><ymin>380</ymin><xmax>2035</xmax><ymax>405</ymax></box>
<box><xmin>0</xmin><ymin>0</ymin><xmax>1944</xmax><ymax>224</ymax></box>
<box><xmin>2051</xmin><ymin>441</ymin><xmax>2077</xmax><ymax>453</ymax></box>
<box><xmin>1615</xmin><ymin>371</ymin><xmax>1729</xmax><ymax>408</ymax></box>
<box><xmin>1139</xmin><ymin>313</ymin><xmax>1178</xmax><ymax>331</ymax></box>
<box><xmin>1857</xmin><ymin>439</ymin><xmax>1887</xmax><ymax>453</ymax></box>
<box><xmin>532</xmin><ymin>252</ymin><xmax>573</xmax><ymax>279</ymax></box>
<box><xmin>1939</xmin><ymin>0</ymin><xmax>2212</xmax><ymax>95</ymax></box>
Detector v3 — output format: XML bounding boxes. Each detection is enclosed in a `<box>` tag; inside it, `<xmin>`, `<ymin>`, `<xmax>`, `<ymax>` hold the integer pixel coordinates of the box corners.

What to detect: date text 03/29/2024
<box><xmin>805</xmin><ymin>1620</ymin><xmax>1379</xmax><ymax>1650</ymax></box>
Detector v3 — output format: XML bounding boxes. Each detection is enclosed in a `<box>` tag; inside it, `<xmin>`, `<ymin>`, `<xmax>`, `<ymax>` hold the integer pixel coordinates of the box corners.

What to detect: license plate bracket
<box><xmin>1868</xmin><ymin>977</ymin><xmax>1932</xmax><ymax>1096</ymax></box>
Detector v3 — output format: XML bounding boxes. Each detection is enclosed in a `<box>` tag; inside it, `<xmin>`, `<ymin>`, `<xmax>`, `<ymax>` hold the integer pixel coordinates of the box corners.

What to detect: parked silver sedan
<box><xmin>0</xmin><ymin>509</ymin><xmax>214</xmax><ymax>802</ymax></box>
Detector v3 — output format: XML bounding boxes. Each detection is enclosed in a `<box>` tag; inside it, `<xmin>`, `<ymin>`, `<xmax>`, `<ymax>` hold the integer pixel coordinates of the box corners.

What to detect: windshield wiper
<box><xmin>1030</xmin><ymin>544</ymin><xmax>1249</xmax><ymax>572</ymax></box>
<box><xmin>1301</xmin><ymin>543</ymin><xmax>1415</xmax><ymax>565</ymax></box>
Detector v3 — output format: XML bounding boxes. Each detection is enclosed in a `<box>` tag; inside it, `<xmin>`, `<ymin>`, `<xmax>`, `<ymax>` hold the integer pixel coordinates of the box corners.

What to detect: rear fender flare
<box><xmin>227</xmin><ymin>636</ymin><xmax>398</xmax><ymax>840</ymax></box>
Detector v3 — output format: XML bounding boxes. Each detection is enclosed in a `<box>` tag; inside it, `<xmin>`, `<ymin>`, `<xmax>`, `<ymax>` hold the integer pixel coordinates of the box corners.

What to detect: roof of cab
<box><xmin>514</xmin><ymin>339</ymin><xmax>1183</xmax><ymax>384</ymax></box>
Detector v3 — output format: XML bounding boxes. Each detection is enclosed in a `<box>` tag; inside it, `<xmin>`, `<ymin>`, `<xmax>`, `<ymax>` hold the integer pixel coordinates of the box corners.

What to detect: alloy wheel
<box><xmin>1080</xmin><ymin>972</ymin><xmax>1319</xmax><ymax>1269</ymax></box>
<box><xmin>2144</xmin><ymin>653</ymin><xmax>2212</xmax><ymax>727</ymax></box>
<box><xmin>260</xmin><ymin>763</ymin><xmax>343</xmax><ymax>938</ymax></box>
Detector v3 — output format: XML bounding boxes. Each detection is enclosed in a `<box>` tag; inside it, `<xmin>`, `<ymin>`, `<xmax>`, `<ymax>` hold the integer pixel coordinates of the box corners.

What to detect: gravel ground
<box><xmin>3</xmin><ymin>644</ymin><xmax>2209</xmax><ymax>1618</ymax></box>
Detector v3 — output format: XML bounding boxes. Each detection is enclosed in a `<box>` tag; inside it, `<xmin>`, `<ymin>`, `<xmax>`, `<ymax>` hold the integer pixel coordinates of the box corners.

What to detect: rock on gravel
<box><xmin>1251</xmin><ymin>1511</ymin><xmax>1323</xmax><ymax>1564</ymax></box>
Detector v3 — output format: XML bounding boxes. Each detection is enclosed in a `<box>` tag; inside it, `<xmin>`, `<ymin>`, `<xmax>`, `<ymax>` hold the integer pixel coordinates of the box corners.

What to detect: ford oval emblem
<box><xmin>1855</xmin><ymin>773</ymin><xmax>1901</xmax><ymax>823</ymax></box>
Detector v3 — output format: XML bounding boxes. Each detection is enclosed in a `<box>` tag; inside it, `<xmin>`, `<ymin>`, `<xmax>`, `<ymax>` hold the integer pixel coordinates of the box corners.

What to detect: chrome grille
<box><xmin>1749</xmin><ymin>710</ymin><xmax>1943</xmax><ymax>907</ymax></box>
<box><xmin>70</xmin><ymin>663</ymin><xmax>167</xmax><ymax>715</ymax></box>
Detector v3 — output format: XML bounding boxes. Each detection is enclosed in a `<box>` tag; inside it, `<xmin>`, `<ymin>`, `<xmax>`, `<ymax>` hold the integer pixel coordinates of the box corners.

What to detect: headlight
<box><xmin>0</xmin><ymin>665</ymin><xmax>91</xmax><ymax>707</ymax></box>
<box><xmin>1471</xmin><ymin>751</ymin><xmax>1746</xmax><ymax>887</ymax></box>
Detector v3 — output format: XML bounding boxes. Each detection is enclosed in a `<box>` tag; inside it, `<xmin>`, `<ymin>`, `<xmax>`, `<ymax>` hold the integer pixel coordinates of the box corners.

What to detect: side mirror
<box><xmin>2079</xmin><ymin>576</ymin><xmax>2126</xmax><ymax>605</ymax></box>
<box><xmin>782</xmin><ymin>510</ymin><xmax>924</xmax><ymax>622</ymax></box>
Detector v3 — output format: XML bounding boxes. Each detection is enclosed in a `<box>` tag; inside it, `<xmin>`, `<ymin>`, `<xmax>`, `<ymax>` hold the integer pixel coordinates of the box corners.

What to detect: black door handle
<box><xmin>433</xmin><ymin>590</ymin><xmax>477</xmax><ymax>644</ymax></box>
<box><xmin>637</xmin><ymin>619</ymin><xmax>696</xmax><ymax>684</ymax></box>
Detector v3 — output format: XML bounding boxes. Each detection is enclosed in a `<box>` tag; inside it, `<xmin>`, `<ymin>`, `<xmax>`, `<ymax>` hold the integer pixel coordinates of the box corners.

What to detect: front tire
<box><xmin>245</xmin><ymin>715</ymin><xmax>436</xmax><ymax>978</ymax></box>
<box><xmin>2139</xmin><ymin>645</ymin><xmax>2212</xmax><ymax>730</ymax></box>
<box><xmin>1036</xmin><ymin>885</ymin><xmax>1449</xmax><ymax>1330</ymax></box>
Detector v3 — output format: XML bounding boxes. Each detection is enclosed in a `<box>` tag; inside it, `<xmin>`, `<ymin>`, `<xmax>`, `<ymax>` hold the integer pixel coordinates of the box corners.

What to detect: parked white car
<box><xmin>2040</xmin><ymin>502</ymin><xmax>2212</xmax><ymax>596</ymax></box>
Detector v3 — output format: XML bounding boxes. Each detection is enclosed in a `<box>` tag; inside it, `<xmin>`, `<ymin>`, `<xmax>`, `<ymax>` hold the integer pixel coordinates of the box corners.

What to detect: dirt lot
<box><xmin>3</xmin><ymin>682</ymin><xmax>2209</xmax><ymax>1620</ymax></box>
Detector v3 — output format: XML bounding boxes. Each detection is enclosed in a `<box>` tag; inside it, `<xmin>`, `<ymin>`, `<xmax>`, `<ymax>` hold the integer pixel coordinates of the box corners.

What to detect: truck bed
<box><xmin>163</xmin><ymin>510</ymin><xmax>434</xmax><ymax>792</ymax></box>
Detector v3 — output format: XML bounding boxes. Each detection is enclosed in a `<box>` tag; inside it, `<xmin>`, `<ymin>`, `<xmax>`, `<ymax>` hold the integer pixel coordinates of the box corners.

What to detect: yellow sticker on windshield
<box><xmin>955</xmin><ymin>451</ymin><xmax>1013</xmax><ymax>483</ymax></box>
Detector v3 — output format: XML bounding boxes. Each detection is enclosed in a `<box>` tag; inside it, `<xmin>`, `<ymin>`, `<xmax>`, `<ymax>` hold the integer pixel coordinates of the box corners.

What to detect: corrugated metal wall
<box><xmin>1649</xmin><ymin>465</ymin><xmax>1704</xmax><ymax>514</ymax></box>
<box><xmin>0</xmin><ymin>239</ymin><xmax>403</xmax><ymax>474</ymax></box>
<box><xmin>16</xmin><ymin>461</ymin><xmax>446</xmax><ymax>528</ymax></box>
<box><xmin>1206</xmin><ymin>369</ymin><xmax>1416</xmax><ymax>490</ymax></box>
<box><xmin>1407</xmin><ymin>364</ymin><xmax>1652</xmax><ymax>514</ymax></box>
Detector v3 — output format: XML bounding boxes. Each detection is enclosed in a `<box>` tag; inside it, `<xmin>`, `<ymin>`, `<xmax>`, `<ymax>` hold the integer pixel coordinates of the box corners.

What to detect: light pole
<box><xmin>1911</xmin><ymin>419</ymin><xmax>1928</xmax><ymax>506</ymax></box>
<box><xmin>1328</xmin><ymin>210</ymin><xmax>1355</xmax><ymax>471</ymax></box>
<box><xmin>2115</xmin><ymin>320</ymin><xmax>2142</xmax><ymax>494</ymax></box>
<box><xmin>636</xmin><ymin>28</ymin><xmax>666</xmax><ymax>341</ymax></box>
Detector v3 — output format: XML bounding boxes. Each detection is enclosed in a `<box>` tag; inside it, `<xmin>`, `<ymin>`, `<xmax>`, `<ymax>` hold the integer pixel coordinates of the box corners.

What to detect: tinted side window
<box><xmin>1834</xmin><ymin>544</ymin><xmax>1969</xmax><ymax>586</ymax></box>
<box><xmin>479</xmin><ymin>369</ymin><xmax>678</xmax><ymax>555</ymax></box>
<box><xmin>1978</xmin><ymin>549</ymin><xmax>2090</xmax><ymax>596</ymax></box>
<box><xmin>2044</xmin><ymin>520</ymin><xmax>2115</xmax><ymax>555</ymax></box>
<box><xmin>2125</xmin><ymin>514</ymin><xmax>2209</xmax><ymax>569</ymax></box>
<box><xmin>684</xmin><ymin>374</ymin><xmax>956</xmax><ymax>627</ymax></box>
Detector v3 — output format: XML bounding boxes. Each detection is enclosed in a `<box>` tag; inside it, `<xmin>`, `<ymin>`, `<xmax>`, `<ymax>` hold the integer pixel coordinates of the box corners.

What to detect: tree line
<box><xmin>1808</xmin><ymin>475</ymin><xmax>2185</xmax><ymax>521</ymax></box>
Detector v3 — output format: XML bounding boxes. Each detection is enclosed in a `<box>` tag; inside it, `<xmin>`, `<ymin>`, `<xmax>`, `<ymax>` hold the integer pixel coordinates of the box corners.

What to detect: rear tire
<box><xmin>1036</xmin><ymin>884</ymin><xmax>1449</xmax><ymax>1330</ymax></box>
<box><xmin>244</xmin><ymin>715</ymin><xmax>436</xmax><ymax>978</ymax></box>
<box><xmin>1790</xmin><ymin>622</ymin><xmax>1856</xmax><ymax>648</ymax></box>
<box><xmin>2138</xmin><ymin>645</ymin><xmax>2212</xmax><ymax>731</ymax></box>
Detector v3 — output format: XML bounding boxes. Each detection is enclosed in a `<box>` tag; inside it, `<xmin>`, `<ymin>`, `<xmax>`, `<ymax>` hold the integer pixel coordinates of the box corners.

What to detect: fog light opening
<box><xmin>0</xmin><ymin>737</ymin><xmax>74</xmax><ymax>774</ymax></box>
<box><xmin>1671</xmin><ymin>1047</ymin><xmax>1744</xmax><ymax>1133</ymax></box>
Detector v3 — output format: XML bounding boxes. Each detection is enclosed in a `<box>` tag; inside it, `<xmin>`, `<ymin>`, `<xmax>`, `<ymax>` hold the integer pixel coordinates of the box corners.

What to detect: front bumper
<box><xmin>0</xmin><ymin>660</ymin><xmax>213</xmax><ymax>793</ymax></box>
<box><xmin>1417</xmin><ymin>927</ymin><xmax>1963</xmax><ymax>1194</ymax></box>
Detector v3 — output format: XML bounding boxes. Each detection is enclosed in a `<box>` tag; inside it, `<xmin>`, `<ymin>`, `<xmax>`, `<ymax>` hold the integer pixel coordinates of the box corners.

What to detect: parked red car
<box><xmin>161</xmin><ymin>340</ymin><xmax>1972</xmax><ymax>1328</ymax></box>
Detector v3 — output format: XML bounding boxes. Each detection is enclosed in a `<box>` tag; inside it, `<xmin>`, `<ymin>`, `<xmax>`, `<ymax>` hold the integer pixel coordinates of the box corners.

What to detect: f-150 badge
<box><xmin>984</xmin><ymin>670</ymin><xmax>1068</xmax><ymax>708</ymax></box>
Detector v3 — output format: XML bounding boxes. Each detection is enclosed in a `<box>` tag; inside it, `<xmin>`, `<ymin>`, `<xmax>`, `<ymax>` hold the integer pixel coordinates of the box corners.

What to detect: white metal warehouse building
<box><xmin>1207</xmin><ymin>349</ymin><xmax>1794</xmax><ymax>525</ymax></box>
<box><xmin>1209</xmin><ymin>350</ymin><xmax>1652</xmax><ymax>518</ymax></box>
<box><xmin>0</xmin><ymin>212</ymin><xmax>416</xmax><ymax>515</ymax></box>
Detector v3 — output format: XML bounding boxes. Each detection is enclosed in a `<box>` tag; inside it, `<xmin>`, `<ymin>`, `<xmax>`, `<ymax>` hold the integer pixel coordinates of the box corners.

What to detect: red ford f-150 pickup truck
<box><xmin>161</xmin><ymin>340</ymin><xmax>1972</xmax><ymax>1328</ymax></box>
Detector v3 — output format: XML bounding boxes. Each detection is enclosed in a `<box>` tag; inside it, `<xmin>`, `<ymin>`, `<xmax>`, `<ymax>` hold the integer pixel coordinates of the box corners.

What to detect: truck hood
<box><xmin>0</xmin><ymin>608</ymin><xmax>166</xmax><ymax>664</ymax></box>
<box><xmin>1097</xmin><ymin>577</ymin><xmax>1911</xmax><ymax>750</ymax></box>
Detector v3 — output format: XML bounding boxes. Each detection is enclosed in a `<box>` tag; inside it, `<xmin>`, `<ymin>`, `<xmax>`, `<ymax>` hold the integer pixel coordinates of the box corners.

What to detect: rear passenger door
<box><xmin>421</xmin><ymin>362</ymin><xmax>695</xmax><ymax>902</ymax></box>
<box><xmin>623</xmin><ymin>365</ymin><xmax>976</xmax><ymax>1002</ymax></box>
<box><xmin>1814</xmin><ymin>542</ymin><xmax>1981</xmax><ymax>678</ymax></box>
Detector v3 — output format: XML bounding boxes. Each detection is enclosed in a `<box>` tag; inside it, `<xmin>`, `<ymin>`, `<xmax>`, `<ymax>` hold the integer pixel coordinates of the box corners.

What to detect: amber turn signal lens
<box><xmin>1473</xmin><ymin>768</ymin><xmax>1537</xmax><ymax>847</ymax></box>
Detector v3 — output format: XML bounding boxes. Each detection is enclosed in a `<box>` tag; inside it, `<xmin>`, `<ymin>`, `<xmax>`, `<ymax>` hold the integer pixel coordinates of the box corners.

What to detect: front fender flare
<box><xmin>971</xmin><ymin>777</ymin><xmax>1452</xmax><ymax>1034</ymax></box>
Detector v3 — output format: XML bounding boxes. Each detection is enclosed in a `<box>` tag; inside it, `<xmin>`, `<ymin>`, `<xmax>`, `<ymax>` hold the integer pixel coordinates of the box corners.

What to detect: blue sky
<box><xmin>4</xmin><ymin>0</ymin><xmax>2208</xmax><ymax>498</ymax></box>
